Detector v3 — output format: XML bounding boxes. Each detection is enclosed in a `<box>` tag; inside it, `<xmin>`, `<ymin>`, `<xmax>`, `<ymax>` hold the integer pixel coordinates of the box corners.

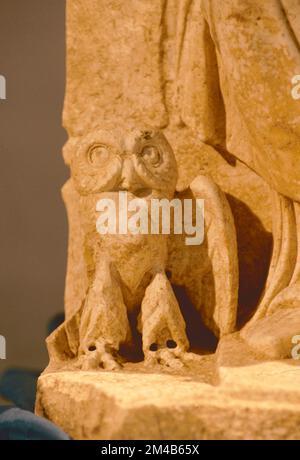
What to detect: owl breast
<box><xmin>80</xmin><ymin>192</ymin><xmax>168</xmax><ymax>296</ymax></box>
<box><xmin>99</xmin><ymin>232</ymin><xmax>167</xmax><ymax>296</ymax></box>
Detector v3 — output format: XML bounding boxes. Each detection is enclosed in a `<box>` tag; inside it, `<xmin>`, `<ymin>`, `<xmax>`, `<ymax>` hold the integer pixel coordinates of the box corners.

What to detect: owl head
<box><xmin>70</xmin><ymin>128</ymin><xmax>178</xmax><ymax>199</ymax></box>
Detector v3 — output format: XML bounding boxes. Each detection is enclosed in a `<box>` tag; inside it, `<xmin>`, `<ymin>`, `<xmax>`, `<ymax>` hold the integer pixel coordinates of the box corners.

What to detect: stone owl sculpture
<box><xmin>46</xmin><ymin>128</ymin><xmax>238</xmax><ymax>371</ymax></box>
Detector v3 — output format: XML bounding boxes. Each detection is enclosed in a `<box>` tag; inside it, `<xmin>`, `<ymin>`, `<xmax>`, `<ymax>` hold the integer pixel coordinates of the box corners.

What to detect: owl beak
<box><xmin>119</xmin><ymin>158</ymin><xmax>137</xmax><ymax>192</ymax></box>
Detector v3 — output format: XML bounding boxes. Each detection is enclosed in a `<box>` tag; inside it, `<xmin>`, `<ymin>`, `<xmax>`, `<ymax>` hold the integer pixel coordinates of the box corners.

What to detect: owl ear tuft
<box><xmin>63</xmin><ymin>137</ymin><xmax>81</xmax><ymax>165</ymax></box>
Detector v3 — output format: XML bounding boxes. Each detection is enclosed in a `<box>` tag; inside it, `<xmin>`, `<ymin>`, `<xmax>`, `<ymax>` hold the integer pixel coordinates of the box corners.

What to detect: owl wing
<box><xmin>167</xmin><ymin>175</ymin><xmax>239</xmax><ymax>338</ymax></box>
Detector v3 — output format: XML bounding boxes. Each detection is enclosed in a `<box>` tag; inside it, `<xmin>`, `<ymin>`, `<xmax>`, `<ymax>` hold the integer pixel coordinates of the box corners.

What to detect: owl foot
<box><xmin>140</xmin><ymin>272</ymin><xmax>190</xmax><ymax>370</ymax></box>
<box><xmin>79</xmin><ymin>340</ymin><xmax>122</xmax><ymax>371</ymax></box>
<box><xmin>144</xmin><ymin>346</ymin><xmax>187</xmax><ymax>370</ymax></box>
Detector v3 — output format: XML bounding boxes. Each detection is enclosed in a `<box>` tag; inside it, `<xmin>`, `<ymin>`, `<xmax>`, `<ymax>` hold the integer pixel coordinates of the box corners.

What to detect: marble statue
<box><xmin>36</xmin><ymin>0</ymin><xmax>300</xmax><ymax>440</ymax></box>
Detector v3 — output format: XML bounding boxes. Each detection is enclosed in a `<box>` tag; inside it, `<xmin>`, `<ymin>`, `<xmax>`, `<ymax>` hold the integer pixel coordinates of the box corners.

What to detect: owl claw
<box><xmin>79</xmin><ymin>341</ymin><xmax>122</xmax><ymax>371</ymax></box>
<box><xmin>144</xmin><ymin>347</ymin><xmax>187</xmax><ymax>370</ymax></box>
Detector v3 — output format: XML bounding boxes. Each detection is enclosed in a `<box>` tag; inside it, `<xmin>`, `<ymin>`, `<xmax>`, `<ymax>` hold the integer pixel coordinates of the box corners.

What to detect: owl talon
<box><xmin>79</xmin><ymin>341</ymin><xmax>122</xmax><ymax>371</ymax></box>
<box><xmin>145</xmin><ymin>347</ymin><xmax>187</xmax><ymax>370</ymax></box>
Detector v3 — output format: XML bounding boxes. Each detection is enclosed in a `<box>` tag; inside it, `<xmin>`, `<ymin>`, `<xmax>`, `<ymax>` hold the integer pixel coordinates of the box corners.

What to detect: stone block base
<box><xmin>36</xmin><ymin>358</ymin><xmax>300</xmax><ymax>440</ymax></box>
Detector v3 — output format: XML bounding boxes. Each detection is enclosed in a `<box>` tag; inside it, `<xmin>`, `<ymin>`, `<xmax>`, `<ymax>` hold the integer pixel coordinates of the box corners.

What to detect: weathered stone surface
<box><xmin>36</xmin><ymin>0</ymin><xmax>300</xmax><ymax>441</ymax></box>
<box><xmin>242</xmin><ymin>308</ymin><xmax>300</xmax><ymax>360</ymax></box>
<box><xmin>62</xmin><ymin>0</ymin><xmax>275</xmax><ymax>326</ymax></box>
<box><xmin>36</xmin><ymin>360</ymin><xmax>300</xmax><ymax>440</ymax></box>
<box><xmin>201</xmin><ymin>0</ymin><xmax>300</xmax><ymax>203</ymax></box>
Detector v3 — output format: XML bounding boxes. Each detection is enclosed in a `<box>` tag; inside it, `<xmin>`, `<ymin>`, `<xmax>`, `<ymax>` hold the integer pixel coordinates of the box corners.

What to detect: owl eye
<box><xmin>140</xmin><ymin>145</ymin><xmax>161</xmax><ymax>167</ymax></box>
<box><xmin>87</xmin><ymin>144</ymin><xmax>110</xmax><ymax>165</ymax></box>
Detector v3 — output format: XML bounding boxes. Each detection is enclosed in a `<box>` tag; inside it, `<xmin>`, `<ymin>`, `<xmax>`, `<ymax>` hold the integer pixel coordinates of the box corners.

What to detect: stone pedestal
<box><xmin>36</xmin><ymin>357</ymin><xmax>300</xmax><ymax>440</ymax></box>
